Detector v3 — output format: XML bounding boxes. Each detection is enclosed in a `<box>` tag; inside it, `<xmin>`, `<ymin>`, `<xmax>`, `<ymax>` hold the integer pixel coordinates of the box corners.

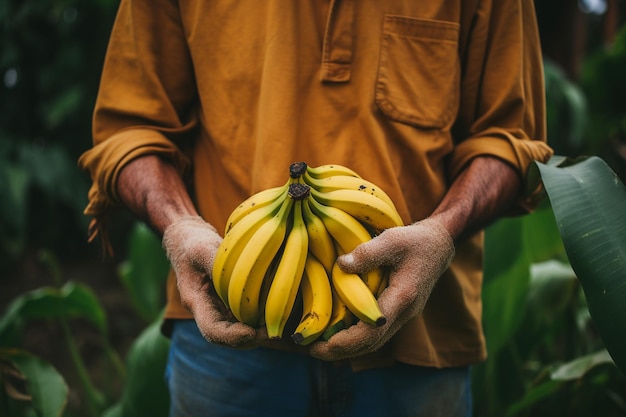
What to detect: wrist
<box><xmin>117</xmin><ymin>155</ymin><xmax>199</xmax><ymax>236</ymax></box>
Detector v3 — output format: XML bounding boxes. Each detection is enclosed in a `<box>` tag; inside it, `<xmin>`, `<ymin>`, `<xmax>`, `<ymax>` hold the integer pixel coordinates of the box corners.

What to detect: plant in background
<box><xmin>0</xmin><ymin>0</ymin><xmax>119</xmax><ymax>268</ymax></box>
<box><xmin>544</xmin><ymin>59</ymin><xmax>588</xmax><ymax>157</ymax></box>
<box><xmin>0</xmin><ymin>224</ymin><xmax>171</xmax><ymax>417</ymax></box>
<box><xmin>580</xmin><ymin>24</ymin><xmax>626</xmax><ymax>181</ymax></box>
<box><xmin>474</xmin><ymin>157</ymin><xmax>626</xmax><ymax>417</ymax></box>
<box><xmin>0</xmin><ymin>252</ymin><xmax>119</xmax><ymax>417</ymax></box>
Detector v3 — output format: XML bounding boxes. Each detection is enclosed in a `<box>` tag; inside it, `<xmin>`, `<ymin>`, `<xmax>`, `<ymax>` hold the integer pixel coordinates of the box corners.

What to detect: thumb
<box><xmin>337</xmin><ymin>227</ymin><xmax>403</xmax><ymax>274</ymax></box>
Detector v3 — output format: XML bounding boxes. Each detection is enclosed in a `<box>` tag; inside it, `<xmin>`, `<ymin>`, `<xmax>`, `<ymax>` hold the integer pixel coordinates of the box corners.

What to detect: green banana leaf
<box><xmin>118</xmin><ymin>222</ymin><xmax>170</xmax><ymax>323</ymax></box>
<box><xmin>0</xmin><ymin>348</ymin><xmax>68</xmax><ymax>417</ymax></box>
<box><xmin>102</xmin><ymin>314</ymin><xmax>170</xmax><ymax>417</ymax></box>
<box><xmin>482</xmin><ymin>216</ymin><xmax>532</xmax><ymax>354</ymax></box>
<box><xmin>530</xmin><ymin>156</ymin><xmax>626</xmax><ymax>373</ymax></box>
<box><xmin>0</xmin><ymin>281</ymin><xmax>107</xmax><ymax>342</ymax></box>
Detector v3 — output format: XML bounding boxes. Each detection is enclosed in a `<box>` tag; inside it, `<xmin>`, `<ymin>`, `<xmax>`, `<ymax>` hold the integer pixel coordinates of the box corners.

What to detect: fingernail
<box><xmin>340</xmin><ymin>253</ymin><xmax>354</xmax><ymax>265</ymax></box>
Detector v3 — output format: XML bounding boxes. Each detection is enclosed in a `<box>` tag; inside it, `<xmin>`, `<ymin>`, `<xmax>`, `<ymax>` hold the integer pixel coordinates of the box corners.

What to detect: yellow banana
<box><xmin>309</xmin><ymin>187</ymin><xmax>403</xmax><ymax>232</ymax></box>
<box><xmin>224</xmin><ymin>182</ymin><xmax>289</xmax><ymax>234</ymax></box>
<box><xmin>256</xmin><ymin>253</ymin><xmax>282</xmax><ymax>327</ymax></box>
<box><xmin>303</xmin><ymin>171</ymin><xmax>397</xmax><ymax>210</ymax></box>
<box><xmin>322</xmin><ymin>286</ymin><xmax>354</xmax><ymax>340</ymax></box>
<box><xmin>224</xmin><ymin>162</ymin><xmax>307</xmax><ymax>234</ymax></box>
<box><xmin>301</xmin><ymin>199</ymin><xmax>336</xmax><ymax>274</ymax></box>
<box><xmin>306</xmin><ymin>164</ymin><xmax>361</xmax><ymax>179</ymax></box>
<box><xmin>331</xmin><ymin>261</ymin><xmax>386</xmax><ymax>327</ymax></box>
<box><xmin>307</xmin><ymin>196</ymin><xmax>372</xmax><ymax>252</ymax></box>
<box><xmin>264</xmin><ymin>199</ymin><xmax>309</xmax><ymax>339</ymax></box>
<box><xmin>227</xmin><ymin>196</ymin><xmax>294</xmax><ymax>326</ymax></box>
<box><xmin>376</xmin><ymin>272</ymin><xmax>390</xmax><ymax>298</ymax></box>
<box><xmin>291</xmin><ymin>254</ymin><xmax>333</xmax><ymax>345</ymax></box>
<box><xmin>307</xmin><ymin>196</ymin><xmax>384</xmax><ymax>294</ymax></box>
<box><xmin>212</xmin><ymin>191</ymin><xmax>287</xmax><ymax>306</ymax></box>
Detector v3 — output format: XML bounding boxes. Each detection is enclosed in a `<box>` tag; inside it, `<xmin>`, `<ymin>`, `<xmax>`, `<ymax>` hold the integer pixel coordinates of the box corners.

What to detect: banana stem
<box><xmin>289</xmin><ymin>161</ymin><xmax>308</xmax><ymax>178</ymax></box>
<box><xmin>288</xmin><ymin>183</ymin><xmax>311</xmax><ymax>200</ymax></box>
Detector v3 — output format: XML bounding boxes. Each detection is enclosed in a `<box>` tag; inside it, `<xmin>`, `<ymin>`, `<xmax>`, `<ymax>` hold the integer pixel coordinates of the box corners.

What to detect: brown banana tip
<box><xmin>291</xmin><ymin>333</ymin><xmax>304</xmax><ymax>344</ymax></box>
<box><xmin>288</xmin><ymin>182</ymin><xmax>311</xmax><ymax>200</ymax></box>
<box><xmin>375</xmin><ymin>317</ymin><xmax>387</xmax><ymax>327</ymax></box>
<box><xmin>289</xmin><ymin>161</ymin><xmax>308</xmax><ymax>178</ymax></box>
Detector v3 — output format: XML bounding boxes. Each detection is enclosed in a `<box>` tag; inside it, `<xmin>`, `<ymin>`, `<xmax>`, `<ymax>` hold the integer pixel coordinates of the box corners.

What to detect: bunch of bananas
<box><xmin>212</xmin><ymin>162</ymin><xmax>404</xmax><ymax>345</ymax></box>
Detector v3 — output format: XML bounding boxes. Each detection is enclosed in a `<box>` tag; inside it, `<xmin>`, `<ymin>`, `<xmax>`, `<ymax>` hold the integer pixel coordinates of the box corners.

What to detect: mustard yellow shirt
<box><xmin>79</xmin><ymin>0</ymin><xmax>553</xmax><ymax>370</ymax></box>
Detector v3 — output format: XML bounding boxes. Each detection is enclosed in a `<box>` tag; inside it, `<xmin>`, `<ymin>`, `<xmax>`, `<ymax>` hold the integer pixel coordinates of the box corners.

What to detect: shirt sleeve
<box><xmin>448</xmin><ymin>0</ymin><xmax>553</xmax><ymax>211</ymax></box>
<box><xmin>77</xmin><ymin>0</ymin><xmax>197</xmax><ymax>248</ymax></box>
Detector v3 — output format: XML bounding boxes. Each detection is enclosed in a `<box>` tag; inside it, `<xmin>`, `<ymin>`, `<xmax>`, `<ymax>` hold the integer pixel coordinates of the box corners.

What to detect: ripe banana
<box><xmin>306</xmin><ymin>164</ymin><xmax>361</xmax><ymax>179</ymax></box>
<box><xmin>302</xmin><ymin>199</ymin><xmax>336</xmax><ymax>274</ymax></box>
<box><xmin>265</xmin><ymin>199</ymin><xmax>309</xmax><ymax>339</ymax></box>
<box><xmin>224</xmin><ymin>182</ymin><xmax>289</xmax><ymax>234</ymax></box>
<box><xmin>224</xmin><ymin>162</ymin><xmax>307</xmax><ymax>234</ymax></box>
<box><xmin>212</xmin><ymin>191</ymin><xmax>287</xmax><ymax>306</ymax></box>
<box><xmin>331</xmin><ymin>261</ymin><xmax>386</xmax><ymax>327</ymax></box>
<box><xmin>322</xmin><ymin>287</ymin><xmax>354</xmax><ymax>341</ymax></box>
<box><xmin>302</xmin><ymin>171</ymin><xmax>397</xmax><ymax>210</ymax></box>
<box><xmin>291</xmin><ymin>254</ymin><xmax>333</xmax><ymax>345</ymax></box>
<box><xmin>217</xmin><ymin>162</ymin><xmax>397</xmax><ymax>340</ymax></box>
<box><xmin>227</xmin><ymin>196</ymin><xmax>294</xmax><ymax>326</ymax></box>
<box><xmin>307</xmin><ymin>196</ymin><xmax>372</xmax><ymax>253</ymax></box>
<box><xmin>256</xmin><ymin>252</ymin><xmax>282</xmax><ymax>327</ymax></box>
<box><xmin>309</xmin><ymin>187</ymin><xmax>403</xmax><ymax>232</ymax></box>
<box><xmin>307</xmin><ymin>196</ymin><xmax>384</xmax><ymax>294</ymax></box>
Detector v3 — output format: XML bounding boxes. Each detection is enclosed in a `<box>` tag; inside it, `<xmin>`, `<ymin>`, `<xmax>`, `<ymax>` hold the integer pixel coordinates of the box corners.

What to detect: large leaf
<box><xmin>550</xmin><ymin>349</ymin><xmax>614</xmax><ymax>381</ymax></box>
<box><xmin>1</xmin><ymin>348</ymin><xmax>68</xmax><ymax>417</ymax></box>
<box><xmin>483</xmin><ymin>216</ymin><xmax>532</xmax><ymax>354</ymax></box>
<box><xmin>0</xmin><ymin>282</ymin><xmax>107</xmax><ymax>342</ymax></box>
<box><xmin>102</xmin><ymin>315</ymin><xmax>170</xmax><ymax>417</ymax></box>
<box><xmin>117</xmin><ymin>222</ymin><xmax>170</xmax><ymax>322</ymax></box>
<box><xmin>532</xmin><ymin>156</ymin><xmax>626</xmax><ymax>373</ymax></box>
<box><xmin>522</xmin><ymin>202</ymin><xmax>567</xmax><ymax>263</ymax></box>
<box><xmin>482</xmin><ymin>202</ymin><xmax>566</xmax><ymax>355</ymax></box>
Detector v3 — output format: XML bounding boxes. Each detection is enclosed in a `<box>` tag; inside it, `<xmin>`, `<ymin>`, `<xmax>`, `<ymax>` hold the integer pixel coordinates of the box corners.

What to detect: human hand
<box><xmin>162</xmin><ymin>216</ymin><xmax>267</xmax><ymax>348</ymax></box>
<box><xmin>309</xmin><ymin>218</ymin><xmax>455</xmax><ymax>361</ymax></box>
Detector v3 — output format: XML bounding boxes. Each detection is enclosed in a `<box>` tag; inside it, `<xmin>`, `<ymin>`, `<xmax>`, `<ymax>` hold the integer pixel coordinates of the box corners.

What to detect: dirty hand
<box><xmin>162</xmin><ymin>216</ymin><xmax>266</xmax><ymax>348</ymax></box>
<box><xmin>309</xmin><ymin>218</ymin><xmax>455</xmax><ymax>361</ymax></box>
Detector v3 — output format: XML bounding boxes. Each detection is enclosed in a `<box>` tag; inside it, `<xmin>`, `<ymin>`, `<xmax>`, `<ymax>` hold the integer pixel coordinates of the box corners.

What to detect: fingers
<box><xmin>309</xmin><ymin>321</ymin><xmax>387</xmax><ymax>361</ymax></box>
<box><xmin>337</xmin><ymin>226</ymin><xmax>406</xmax><ymax>274</ymax></box>
<box><xmin>308</xmin><ymin>272</ymin><xmax>415</xmax><ymax>361</ymax></box>
<box><xmin>176</xmin><ymin>267</ymin><xmax>264</xmax><ymax>349</ymax></box>
<box><xmin>162</xmin><ymin>216</ymin><xmax>223</xmax><ymax>275</ymax></box>
<box><xmin>192</xmin><ymin>292</ymin><xmax>261</xmax><ymax>348</ymax></box>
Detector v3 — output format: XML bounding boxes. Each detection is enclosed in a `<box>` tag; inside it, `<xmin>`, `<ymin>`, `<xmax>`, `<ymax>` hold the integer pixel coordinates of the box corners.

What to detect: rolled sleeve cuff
<box><xmin>78</xmin><ymin>128</ymin><xmax>191</xmax><ymax>249</ymax></box>
<box><xmin>448</xmin><ymin>127</ymin><xmax>553</xmax><ymax>211</ymax></box>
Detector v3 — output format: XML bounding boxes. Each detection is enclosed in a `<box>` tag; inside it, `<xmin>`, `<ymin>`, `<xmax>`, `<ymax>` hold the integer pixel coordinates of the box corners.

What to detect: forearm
<box><xmin>117</xmin><ymin>154</ymin><xmax>199</xmax><ymax>236</ymax></box>
<box><xmin>430</xmin><ymin>156</ymin><xmax>521</xmax><ymax>241</ymax></box>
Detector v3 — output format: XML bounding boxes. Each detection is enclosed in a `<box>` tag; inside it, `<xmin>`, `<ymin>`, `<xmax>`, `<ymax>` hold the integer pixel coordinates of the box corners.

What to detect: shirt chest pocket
<box><xmin>375</xmin><ymin>15</ymin><xmax>461</xmax><ymax>130</ymax></box>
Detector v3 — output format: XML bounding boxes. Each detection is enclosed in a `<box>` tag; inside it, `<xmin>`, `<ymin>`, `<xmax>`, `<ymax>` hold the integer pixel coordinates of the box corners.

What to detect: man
<box><xmin>79</xmin><ymin>1</ymin><xmax>553</xmax><ymax>415</ymax></box>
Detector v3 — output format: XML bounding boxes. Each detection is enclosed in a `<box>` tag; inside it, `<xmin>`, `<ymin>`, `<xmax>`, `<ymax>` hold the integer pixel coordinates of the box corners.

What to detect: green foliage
<box><xmin>474</xmin><ymin>157</ymin><xmax>626</xmax><ymax>417</ymax></box>
<box><xmin>117</xmin><ymin>223</ymin><xmax>171</xmax><ymax>323</ymax></box>
<box><xmin>544</xmin><ymin>59</ymin><xmax>588</xmax><ymax>156</ymax></box>
<box><xmin>580</xmin><ymin>24</ymin><xmax>626</xmax><ymax>148</ymax></box>
<box><xmin>102</xmin><ymin>318</ymin><xmax>170</xmax><ymax>417</ymax></box>
<box><xmin>0</xmin><ymin>227</ymin><xmax>170</xmax><ymax>417</ymax></box>
<box><xmin>0</xmin><ymin>282</ymin><xmax>107</xmax><ymax>345</ymax></box>
<box><xmin>1</xmin><ymin>348</ymin><xmax>68</xmax><ymax>417</ymax></box>
<box><xmin>579</xmin><ymin>24</ymin><xmax>626</xmax><ymax>182</ymax></box>
<box><xmin>0</xmin><ymin>0</ymin><xmax>119</xmax><ymax>267</ymax></box>
<box><xmin>533</xmin><ymin>156</ymin><xmax>626</xmax><ymax>372</ymax></box>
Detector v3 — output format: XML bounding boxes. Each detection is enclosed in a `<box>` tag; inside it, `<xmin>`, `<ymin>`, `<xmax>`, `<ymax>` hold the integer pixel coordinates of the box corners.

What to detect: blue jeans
<box><xmin>165</xmin><ymin>320</ymin><xmax>472</xmax><ymax>417</ymax></box>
